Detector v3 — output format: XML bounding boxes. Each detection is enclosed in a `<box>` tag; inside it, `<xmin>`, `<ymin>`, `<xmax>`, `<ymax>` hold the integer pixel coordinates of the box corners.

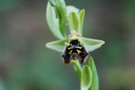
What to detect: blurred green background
<box><xmin>0</xmin><ymin>0</ymin><xmax>135</xmax><ymax>90</ymax></box>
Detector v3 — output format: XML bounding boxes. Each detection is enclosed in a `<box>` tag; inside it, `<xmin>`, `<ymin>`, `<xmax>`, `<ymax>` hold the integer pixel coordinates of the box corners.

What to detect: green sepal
<box><xmin>46</xmin><ymin>2</ymin><xmax>65</xmax><ymax>40</ymax></box>
<box><xmin>79</xmin><ymin>9</ymin><xmax>85</xmax><ymax>35</ymax></box>
<box><xmin>68</xmin><ymin>12</ymin><xmax>80</xmax><ymax>34</ymax></box>
<box><xmin>88</xmin><ymin>57</ymin><xmax>99</xmax><ymax>90</ymax></box>
<box><xmin>46</xmin><ymin>39</ymin><xmax>68</xmax><ymax>52</ymax></box>
<box><xmin>81</xmin><ymin>65</ymin><xmax>92</xmax><ymax>90</ymax></box>
<box><xmin>82</xmin><ymin>37</ymin><xmax>105</xmax><ymax>52</ymax></box>
<box><xmin>66</xmin><ymin>5</ymin><xmax>79</xmax><ymax>18</ymax></box>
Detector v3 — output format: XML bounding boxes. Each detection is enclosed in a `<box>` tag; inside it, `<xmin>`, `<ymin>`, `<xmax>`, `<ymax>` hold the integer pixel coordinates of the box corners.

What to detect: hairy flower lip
<box><xmin>61</xmin><ymin>43</ymin><xmax>90</xmax><ymax>64</ymax></box>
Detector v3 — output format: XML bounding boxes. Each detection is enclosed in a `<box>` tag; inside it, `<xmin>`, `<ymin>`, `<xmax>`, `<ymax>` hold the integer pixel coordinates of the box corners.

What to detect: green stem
<box><xmin>71</xmin><ymin>60</ymin><xmax>82</xmax><ymax>81</ymax></box>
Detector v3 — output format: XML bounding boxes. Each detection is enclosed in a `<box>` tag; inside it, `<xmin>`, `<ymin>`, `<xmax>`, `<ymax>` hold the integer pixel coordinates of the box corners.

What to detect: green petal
<box><xmin>81</xmin><ymin>65</ymin><xmax>92</xmax><ymax>90</ymax></box>
<box><xmin>88</xmin><ymin>57</ymin><xmax>99</xmax><ymax>90</ymax></box>
<box><xmin>46</xmin><ymin>39</ymin><xmax>68</xmax><ymax>52</ymax></box>
<box><xmin>82</xmin><ymin>37</ymin><xmax>105</xmax><ymax>52</ymax></box>
<box><xmin>79</xmin><ymin>9</ymin><xmax>85</xmax><ymax>35</ymax></box>
<box><xmin>68</xmin><ymin>12</ymin><xmax>80</xmax><ymax>34</ymax></box>
<box><xmin>46</xmin><ymin>2</ymin><xmax>65</xmax><ymax>40</ymax></box>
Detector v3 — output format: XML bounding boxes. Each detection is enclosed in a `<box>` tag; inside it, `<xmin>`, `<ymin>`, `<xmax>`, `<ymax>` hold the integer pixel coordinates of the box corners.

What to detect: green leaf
<box><xmin>55</xmin><ymin>0</ymin><xmax>67</xmax><ymax>24</ymax></box>
<box><xmin>48</xmin><ymin>0</ymin><xmax>56</xmax><ymax>6</ymax></box>
<box><xmin>82</xmin><ymin>37</ymin><xmax>105</xmax><ymax>52</ymax></box>
<box><xmin>88</xmin><ymin>57</ymin><xmax>99</xmax><ymax>90</ymax></box>
<box><xmin>79</xmin><ymin>9</ymin><xmax>85</xmax><ymax>35</ymax></box>
<box><xmin>68</xmin><ymin>12</ymin><xmax>80</xmax><ymax>34</ymax></box>
<box><xmin>46</xmin><ymin>39</ymin><xmax>68</xmax><ymax>52</ymax></box>
<box><xmin>67</xmin><ymin>5</ymin><xmax>79</xmax><ymax>18</ymax></box>
<box><xmin>71</xmin><ymin>60</ymin><xmax>82</xmax><ymax>81</ymax></box>
<box><xmin>46</xmin><ymin>2</ymin><xmax>65</xmax><ymax>40</ymax></box>
<box><xmin>81</xmin><ymin>65</ymin><xmax>92</xmax><ymax>90</ymax></box>
<box><xmin>55</xmin><ymin>0</ymin><xmax>67</xmax><ymax>38</ymax></box>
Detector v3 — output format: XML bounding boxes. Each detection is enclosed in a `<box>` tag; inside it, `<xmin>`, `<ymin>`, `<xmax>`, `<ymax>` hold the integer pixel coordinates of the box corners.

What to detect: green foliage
<box><xmin>48</xmin><ymin>0</ymin><xmax>56</xmax><ymax>6</ymax></box>
<box><xmin>88</xmin><ymin>57</ymin><xmax>99</xmax><ymax>90</ymax></box>
<box><xmin>46</xmin><ymin>2</ymin><xmax>65</xmax><ymax>39</ymax></box>
<box><xmin>81</xmin><ymin>65</ymin><xmax>92</xmax><ymax>90</ymax></box>
<box><xmin>46</xmin><ymin>0</ymin><xmax>67</xmax><ymax>39</ymax></box>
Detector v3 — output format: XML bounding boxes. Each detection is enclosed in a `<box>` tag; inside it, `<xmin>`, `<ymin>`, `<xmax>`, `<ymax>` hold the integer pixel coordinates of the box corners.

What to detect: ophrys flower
<box><xmin>46</xmin><ymin>1</ymin><xmax>105</xmax><ymax>64</ymax></box>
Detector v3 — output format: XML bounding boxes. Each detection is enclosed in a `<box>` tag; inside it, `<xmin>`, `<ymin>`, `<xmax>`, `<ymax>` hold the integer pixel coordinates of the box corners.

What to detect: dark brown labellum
<box><xmin>61</xmin><ymin>40</ymin><xmax>90</xmax><ymax>64</ymax></box>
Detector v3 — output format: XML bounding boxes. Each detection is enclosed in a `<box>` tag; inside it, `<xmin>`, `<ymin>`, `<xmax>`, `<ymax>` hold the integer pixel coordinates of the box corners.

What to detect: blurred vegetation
<box><xmin>0</xmin><ymin>0</ymin><xmax>135</xmax><ymax>90</ymax></box>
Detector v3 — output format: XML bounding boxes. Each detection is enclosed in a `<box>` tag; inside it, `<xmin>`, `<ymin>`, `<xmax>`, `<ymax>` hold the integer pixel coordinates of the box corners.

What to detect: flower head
<box><xmin>46</xmin><ymin>1</ymin><xmax>105</xmax><ymax>64</ymax></box>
